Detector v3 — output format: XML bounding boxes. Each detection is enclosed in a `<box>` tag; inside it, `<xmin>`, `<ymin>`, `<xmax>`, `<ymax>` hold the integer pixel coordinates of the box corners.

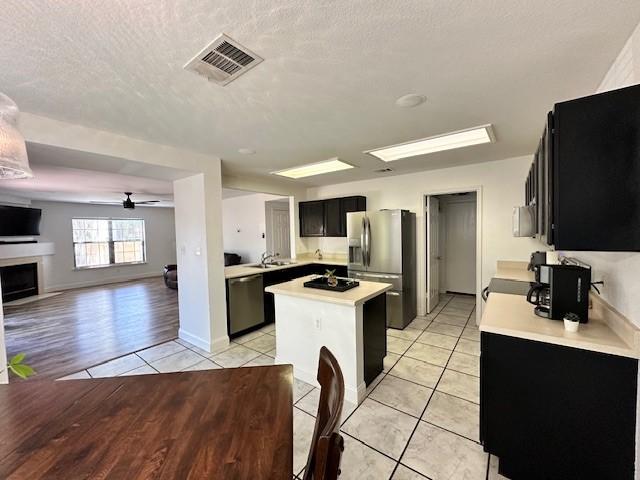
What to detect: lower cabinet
<box><xmin>362</xmin><ymin>293</ymin><xmax>386</xmax><ymax>385</ymax></box>
<box><xmin>480</xmin><ymin>332</ymin><xmax>638</xmax><ymax>480</ymax></box>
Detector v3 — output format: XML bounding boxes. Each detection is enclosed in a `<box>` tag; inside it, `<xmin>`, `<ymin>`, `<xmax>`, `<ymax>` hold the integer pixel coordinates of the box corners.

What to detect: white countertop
<box><xmin>481</xmin><ymin>261</ymin><xmax>640</xmax><ymax>359</ymax></box>
<box><xmin>225</xmin><ymin>257</ymin><xmax>348</xmax><ymax>279</ymax></box>
<box><xmin>493</xmin><ymin>260</ymin><xmax>535</xmax><ymax>282</ymax></box>
<box><xmin>265</xmin><ymin>275</ymin><xmax>391</xmax><ymax>307</ymax></box>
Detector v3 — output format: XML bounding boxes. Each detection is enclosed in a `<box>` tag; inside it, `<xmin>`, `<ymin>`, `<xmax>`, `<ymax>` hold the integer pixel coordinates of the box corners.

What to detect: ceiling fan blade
<box><xmin>135</xmin><ymin>200</ymin><xmax>161</xmax><ymax>204</ymax></box>
<box><xmin>89</xmin><ymin>201</ymin><xmax>122</xmax><ymax>205</ymax></box>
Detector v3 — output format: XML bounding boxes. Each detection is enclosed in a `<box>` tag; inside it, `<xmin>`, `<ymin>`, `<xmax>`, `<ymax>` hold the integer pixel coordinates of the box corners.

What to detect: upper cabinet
<box><xmin>299</xmin><ymin>200</ymin><xmax>325</xmax><ymax>237</ymax></box>
<box><xmin>527</xmin><ymin>84</ymin><xmax>640</xmax><ymax>251</ymax></box>
<box><xmin>300</xmin><ymin>196</ymin><xmax>366</xmax><ymax>237</ymax></box>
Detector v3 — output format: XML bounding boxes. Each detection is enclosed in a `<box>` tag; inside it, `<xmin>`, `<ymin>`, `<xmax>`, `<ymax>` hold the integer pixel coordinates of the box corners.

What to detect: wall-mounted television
<box><xmin>0</xmin><ymin>206</ymin><xmax>42</xmax><ymax>236</ymax></box>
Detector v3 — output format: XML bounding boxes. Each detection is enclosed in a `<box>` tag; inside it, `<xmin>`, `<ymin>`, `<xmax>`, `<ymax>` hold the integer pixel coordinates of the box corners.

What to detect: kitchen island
<box><xmin>266</xmin><ymin>275</ymin><xmax>391</xmax><ymax>404</ymax></box>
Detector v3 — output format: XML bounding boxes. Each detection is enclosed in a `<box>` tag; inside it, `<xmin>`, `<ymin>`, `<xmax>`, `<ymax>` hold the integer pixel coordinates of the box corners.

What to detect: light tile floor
<box><xmin>58</xmin><ymin>293</ymin><xmax>505</xmax><ymax>480</ymax></box>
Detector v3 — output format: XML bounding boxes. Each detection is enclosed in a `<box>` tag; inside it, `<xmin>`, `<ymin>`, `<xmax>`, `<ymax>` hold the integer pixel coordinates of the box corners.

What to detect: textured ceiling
<box><xmin>2</xmin><ymin>0</ymin><xmax>639</xmax><ymax>186</ymax></box>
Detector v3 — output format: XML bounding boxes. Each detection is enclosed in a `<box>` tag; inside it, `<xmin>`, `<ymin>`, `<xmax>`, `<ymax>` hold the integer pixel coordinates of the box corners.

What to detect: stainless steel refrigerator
<box><xmin>347</xmin><ymin>209</ymin><xmax>416</xmax><ymax>329</ymax></box>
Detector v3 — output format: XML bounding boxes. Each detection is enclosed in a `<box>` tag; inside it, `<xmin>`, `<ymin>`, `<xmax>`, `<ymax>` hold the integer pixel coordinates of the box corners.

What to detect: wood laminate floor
<box><xmin>3</xmin><ymin>278</ymin><xmax>179</xmax><ymax>380</ymax></box>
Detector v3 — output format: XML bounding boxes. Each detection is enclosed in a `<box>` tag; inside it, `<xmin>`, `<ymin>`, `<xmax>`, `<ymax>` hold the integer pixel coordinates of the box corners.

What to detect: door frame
<box><xmin>420</xmin><ymin>186</ymin><xmax>482</xmax><ymax>325</ymax></box>
<box><xmin>425</xmin><ymin>196</ymin><xmax>440</xmax><ymax>314</ymax></box>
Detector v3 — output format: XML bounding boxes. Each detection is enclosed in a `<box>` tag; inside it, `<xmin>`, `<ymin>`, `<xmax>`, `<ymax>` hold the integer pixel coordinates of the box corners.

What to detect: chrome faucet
<box><xmin>260</xmin><ymin>251</ymin><xmax>280</xmax><ymax>266</ymax></box>
<box><xmin>315</xmin><ymin>249</ymin><xmax>323</xmax><ymax>260</ymax></box>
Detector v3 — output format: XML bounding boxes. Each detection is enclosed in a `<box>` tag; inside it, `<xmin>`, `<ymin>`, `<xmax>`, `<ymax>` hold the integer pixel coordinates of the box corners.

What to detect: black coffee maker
<box><xmin>526</xmin><ymin>264</ymin><xmax>591</xmax><ymax>323</ymax></box>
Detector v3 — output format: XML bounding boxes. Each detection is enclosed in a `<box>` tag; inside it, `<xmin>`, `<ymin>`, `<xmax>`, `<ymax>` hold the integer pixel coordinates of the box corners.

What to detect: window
<box><xmin>72</xmin><ymin>218</ymin><xmax>146</xmax><ymax>268</ymax></box>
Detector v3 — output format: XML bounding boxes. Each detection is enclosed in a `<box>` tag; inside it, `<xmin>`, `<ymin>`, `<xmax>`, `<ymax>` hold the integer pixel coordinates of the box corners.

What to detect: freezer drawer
<box><xmin>227</xmin><ymin>274</ymin><xmax>265</xmax><ymax>336</ymax></box>
<box><xmin>348</xmin><ymin>270</ymin><xmax>412</xmax><ymax>329</ymax></box>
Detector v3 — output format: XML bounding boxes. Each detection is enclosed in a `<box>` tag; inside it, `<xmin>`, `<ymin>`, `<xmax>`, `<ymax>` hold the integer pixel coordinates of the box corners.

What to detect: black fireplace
<box><xmin>0</xmin><ymin>263</ymin><xmax>38</xmax><ymax>303</ymax></box>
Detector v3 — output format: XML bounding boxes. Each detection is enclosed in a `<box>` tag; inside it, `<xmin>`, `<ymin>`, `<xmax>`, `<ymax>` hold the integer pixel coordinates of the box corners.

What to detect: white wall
<box><xmin>300</xmin><ymin>155</ymin><xmax>540</xmax><ymax>316</ymax></box>
<box><xmin>174</xmin><ymin>172</ymin><xmax>228</xmax><ymax>353</ymax></box>
<box><xmin>30</xmin><ymin>201</ymin><xmax>176</xmax><ymax>291</ymax></box>
<box><xmin>564</xmin><ymin>20</ymin><xmax>640</xmax><ymax>328</ymax></box>
<box><xmin>222</xmin><ymin>193</ymin><xmax>288</xmax><ymax>263</ymax></box>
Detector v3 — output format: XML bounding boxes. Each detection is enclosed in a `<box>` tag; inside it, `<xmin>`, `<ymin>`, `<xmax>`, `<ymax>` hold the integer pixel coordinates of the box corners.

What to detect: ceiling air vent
<box><xmin>184</xmin><ymin>34</ymin><xmax>263</xmax><ymax>86</ymax></box>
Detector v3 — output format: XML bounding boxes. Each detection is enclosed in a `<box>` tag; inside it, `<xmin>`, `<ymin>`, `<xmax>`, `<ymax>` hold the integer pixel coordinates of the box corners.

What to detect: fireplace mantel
<box><xmin>0</xmin><ymin>242</ymin><xmax>55</xmax><ymax>261</ymax></box>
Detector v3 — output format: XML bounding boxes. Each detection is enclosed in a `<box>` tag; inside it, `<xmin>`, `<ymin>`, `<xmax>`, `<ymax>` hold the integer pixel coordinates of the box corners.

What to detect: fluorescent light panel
<box><xmin>366</xmin><ymin>125</ymin><xmax>495</xmax><ymax>162</ymax></box>
<box><xmin>272</xmin><ymin>158</ymin><xmax>354</xmax><ymax>179</ymax></box>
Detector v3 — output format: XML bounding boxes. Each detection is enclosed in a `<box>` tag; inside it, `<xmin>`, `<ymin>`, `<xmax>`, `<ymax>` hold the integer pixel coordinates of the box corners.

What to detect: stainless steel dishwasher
<box><xmin>227</xmin><ymin>274</ymin><xmax>265</xmax><ymax>336</ymax></box>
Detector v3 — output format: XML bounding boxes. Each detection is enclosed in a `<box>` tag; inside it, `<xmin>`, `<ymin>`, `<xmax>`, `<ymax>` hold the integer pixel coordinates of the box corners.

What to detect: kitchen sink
<box><xmin>255</xmin><ymin>261</ymin><xmax>296</xmax><ymax>269</ymax></box>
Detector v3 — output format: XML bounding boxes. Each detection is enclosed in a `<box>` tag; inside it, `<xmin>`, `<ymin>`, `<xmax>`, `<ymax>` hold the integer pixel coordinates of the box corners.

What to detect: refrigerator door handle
<box><xmin>365</xmin><ymin>217</ymin><xmax>372</xmax><ymax>267</ymax></box>
<box><xmin>360</xmin><ymin>217</ymin><xmax>366</xmax><ymax>267</ymax></box>
<box><xmin>353</xmin><ymin>272</ymin><xmax>399</xmax><ymax>280</ymax></box>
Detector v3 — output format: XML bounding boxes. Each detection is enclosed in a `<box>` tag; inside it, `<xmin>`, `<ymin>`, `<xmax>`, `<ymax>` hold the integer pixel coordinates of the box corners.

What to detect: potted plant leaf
<box><xmin>2</xmin><ymin>353</ymin><xmax>35</xmax><ymax>380</ymax></box>
<box><xmin>324</xmin><ymin>269</ymin><xmax>338</xmax><ymax>288</ymax></box>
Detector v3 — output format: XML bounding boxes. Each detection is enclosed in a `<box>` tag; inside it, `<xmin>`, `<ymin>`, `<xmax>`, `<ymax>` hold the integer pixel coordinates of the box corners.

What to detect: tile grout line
<box><xmin>385</xmin><ymin>294</ymin><xmax>458</xmax><ymax>479</ymax></box>
<box><xmin>329</xmin><ymin>303</ymin><xmax>459</xmax><ymax>473</ymax></box>
<box><xmin>387</xmin><ymin>294</ymin><xmax>476</xmax><ymax>479</ymax></box>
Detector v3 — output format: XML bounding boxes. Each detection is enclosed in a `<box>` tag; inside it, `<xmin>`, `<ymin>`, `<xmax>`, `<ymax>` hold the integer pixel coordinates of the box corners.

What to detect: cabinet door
<box><xmin>339</xmin><ymin>196</ymin><xmax>367</xmax><ymax>237</ymax></box>
<box><xmin>324</xmin><ymin>198</ymin><xmax>343</xmax><ymax>237</ymax></box>
<box><xmin>299</xmin><ymin>201</ymin><xmax>325</xmax><ymax>237</ymax></box>
<box><xmin>481</xmin><ymin>332</ymin><xmax>637</xmax><ymax>479</ymax></box>
<box><xmin>553</xmin><ymin>85</ymin><xmax>640</xmax><ymax>250</ymax></box>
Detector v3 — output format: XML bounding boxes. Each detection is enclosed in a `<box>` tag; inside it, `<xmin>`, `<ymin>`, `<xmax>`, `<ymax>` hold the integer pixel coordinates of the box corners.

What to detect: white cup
<box><xmin>564</xmin><ymin>319</ymin><xmax>579</xmax><ymax>332</ymax></box>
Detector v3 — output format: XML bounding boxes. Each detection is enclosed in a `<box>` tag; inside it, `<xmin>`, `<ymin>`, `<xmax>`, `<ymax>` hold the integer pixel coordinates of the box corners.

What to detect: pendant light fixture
<box><xmin>0</xmin><ymin>93</ymin><xmax>33</xmax><ymax>179</ymax></box>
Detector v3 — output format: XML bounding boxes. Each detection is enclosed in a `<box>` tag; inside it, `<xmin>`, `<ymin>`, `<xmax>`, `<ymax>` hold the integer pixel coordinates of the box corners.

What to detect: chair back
<box><xmin>302</xmin><ymin>347</ymin><xmax>345</xmax><ymax>480</ymax></box>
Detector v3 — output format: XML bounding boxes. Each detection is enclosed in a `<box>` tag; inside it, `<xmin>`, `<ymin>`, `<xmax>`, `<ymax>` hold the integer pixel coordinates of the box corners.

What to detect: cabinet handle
<box><xmin>232</xmin><ymin>275</ymin><xmax>261</xmax><ymax>284</ymax></box>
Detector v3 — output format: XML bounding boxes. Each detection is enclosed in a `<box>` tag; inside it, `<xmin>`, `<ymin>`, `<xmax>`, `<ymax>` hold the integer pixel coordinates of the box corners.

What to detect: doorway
<box><xmin>265</xmin><ymin>199</ymin><xmax>291</xmax><ymax>258</ymax></box>
<box><xmin>425</xmin><ymin>191</ymin><xmax>479</xmax><ymax>314</ymax></box>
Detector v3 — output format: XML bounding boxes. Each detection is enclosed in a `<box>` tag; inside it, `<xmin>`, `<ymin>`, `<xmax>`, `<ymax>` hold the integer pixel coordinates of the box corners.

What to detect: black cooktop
<box><xmin>486</xmin><ymin>278</ymin><xmax>535</xmax><ymax>297</ymax></box>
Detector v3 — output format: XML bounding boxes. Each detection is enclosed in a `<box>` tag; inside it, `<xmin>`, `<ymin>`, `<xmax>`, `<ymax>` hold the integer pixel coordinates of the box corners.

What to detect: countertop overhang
<box><xmin>225</xmin><ymin>258</ymin><xmax>348</xmax><ymax>279</ymax></box>
<box><xmin>265</xmin><ymin>275</ymin><xmax>391</xmax><ymax>307</ymax></box>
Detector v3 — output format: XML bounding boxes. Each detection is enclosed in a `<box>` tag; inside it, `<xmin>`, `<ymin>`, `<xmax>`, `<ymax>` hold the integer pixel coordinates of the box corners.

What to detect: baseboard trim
<box><xmin>44</xmin><ymin>272</ymin><xmax>162</xmax><ymax>292</ymax></box>
<box><xmin>178</xmin><ymin>329</ymin><xmax>230</xmax><ymax>354</ymax></box>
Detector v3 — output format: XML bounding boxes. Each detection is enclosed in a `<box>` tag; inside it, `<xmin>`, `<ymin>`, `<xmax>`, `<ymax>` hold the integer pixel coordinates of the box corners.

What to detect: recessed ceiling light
<box><xmin>272</xmin><ymin>158</ymin><xmax>354</xmax><ymax>179</ymax></box>
<box><xmin>238</xmin><ymin>148</ymin><xmax>256</xmax><ymax>155</ymax></box>
<box><xmin>365</xmin><ymin>125</ymin><xmax>495</xmax><ymax>162</ymax></box>
<box><xmin>395</xmin><ymin>93</ymin><xmax>427</xmax><ymax>108</ymax></box>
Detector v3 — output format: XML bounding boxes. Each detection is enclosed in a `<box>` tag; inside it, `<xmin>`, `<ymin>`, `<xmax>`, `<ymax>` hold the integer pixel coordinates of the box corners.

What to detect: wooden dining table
<box><xmin>0</xmin><ymin>365</ymin><xmax>293</xmax><ymax>479</ymax></box>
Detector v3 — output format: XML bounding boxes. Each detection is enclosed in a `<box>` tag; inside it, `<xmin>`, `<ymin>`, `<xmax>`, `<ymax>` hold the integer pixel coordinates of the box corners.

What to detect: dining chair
<box><xmin>302</xmin><ymin>346</ymin><xmax>346</xmax><ymax>480</ymax></box>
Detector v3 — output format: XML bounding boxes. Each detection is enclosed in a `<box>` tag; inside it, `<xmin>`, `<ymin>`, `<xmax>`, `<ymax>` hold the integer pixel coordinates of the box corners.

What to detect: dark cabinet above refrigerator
<box><xmin>299</xmin><ymin>195</ymin><xmax>366</xmax><ymax>237</ymax></box>
<box><xmin>526</xmin><ymin>84</ymin><xmax>640</xmax><ymax>251</ymax></box>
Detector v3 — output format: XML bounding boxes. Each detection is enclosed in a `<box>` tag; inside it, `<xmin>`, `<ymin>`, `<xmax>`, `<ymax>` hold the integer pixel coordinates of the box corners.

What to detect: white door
<box><xmin>266</xmin><ymin>201</ymin><xmax>291</xmax><ymax>258</ymax></box>
<box><xmin>426</xmin><ymin>196</ymin><xmax>440</xmax><ymax>313</ymax></box>
<box><xmin>443</xmin><ymin>200</ymin><xmax>476</xmax><ymax>294</ymax></box>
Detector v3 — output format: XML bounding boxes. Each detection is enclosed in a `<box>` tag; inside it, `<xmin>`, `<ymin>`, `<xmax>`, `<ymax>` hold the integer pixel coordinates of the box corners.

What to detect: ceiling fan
<box><xmin>90</xmin><ymin>192</ymin><xmax>161</xmax><ymax>210</ymax></box>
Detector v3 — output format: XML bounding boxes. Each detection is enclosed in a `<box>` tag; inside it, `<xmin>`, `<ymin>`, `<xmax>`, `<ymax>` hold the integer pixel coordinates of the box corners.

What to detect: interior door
<box><xmin>426</xmin><ymin>196</ymin><xmax>440</xmax><ymax>313</ymax></box>
<box><xmin>266</xmin><ymin>201</ymin><xmax>291</xmax><ymax>258</ymax></box>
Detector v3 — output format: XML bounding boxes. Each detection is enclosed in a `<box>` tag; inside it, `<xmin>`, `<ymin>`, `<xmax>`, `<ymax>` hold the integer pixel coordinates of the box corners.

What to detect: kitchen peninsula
<box><xmin>266</xmin><ymin>275</ymin><xmax>391</xmax><ymax>404</ymax></box>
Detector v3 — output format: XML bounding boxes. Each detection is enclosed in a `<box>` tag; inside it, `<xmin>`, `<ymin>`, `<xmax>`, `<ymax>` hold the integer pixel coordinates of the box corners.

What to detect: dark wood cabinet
<box><xmin>324</xmin><ymin>198</ymin><xmax>343</xmax><ymax>237</ymax></box>
<box><xmin>362</xmin><ymin>293</ymin><xmax>386</xmax><ymax>385</ymax></box>
<box><xmin>299</xmin><ymin>196</ymin><xmax>366</xmax><ymax>237</ymax></box>
<box><xmin>529</xmin><ymin>84</ymin><xmax>640</xmax><ymax>251</ymax></box>
<box><xmin>299</xmin><ymin>200</ymin><xmax>325</xmax><ymax>237</ymax></box>
<box><xmin>481</xmin><ymin>332</ymin><xmax>638</xmax><ymax>479</ymax></box>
